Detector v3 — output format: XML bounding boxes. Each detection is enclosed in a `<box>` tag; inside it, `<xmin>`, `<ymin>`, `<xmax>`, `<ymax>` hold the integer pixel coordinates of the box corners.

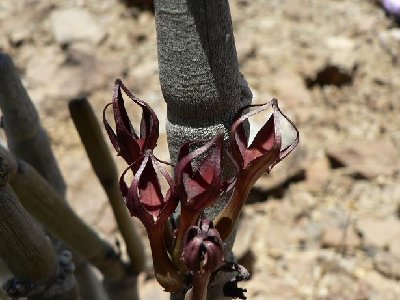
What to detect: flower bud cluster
<box><xmin>104</xmin><ymin>79</ymin><xmax>299</xmax><ymax>296</ymax></box>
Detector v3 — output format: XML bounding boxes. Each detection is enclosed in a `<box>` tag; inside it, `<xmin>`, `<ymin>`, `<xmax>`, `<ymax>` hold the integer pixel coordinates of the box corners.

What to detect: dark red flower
<box><xmin>215</xmin><ymin>99</ymin><xmax>299</xmax><ymax>240</ymax></box>
<box><xmin>119</xmin><ymin>150</ymin><xmax>182</xmax><ymax>292</ymax></box>
<box><xmin>103</xmin><ymin>79</ymin><xmax>159</xmax><ymax>166</ymax></box>
<box><xmin>119</xmin><ymin>150</ymin><xmax>177</xmax><ymax>228</ymax></box>
<box><xmin>172</xmin><ymin>131</ymin><xmax>229</xmax><ymax>269</ymax></box>
<box><xmin>230</xmin><ymin>98</ymin><xmax>298</xmax><ymax>173</ymax></box>
<box><xmin>175</xmin><ymin>130</ymin><xmax>226</xmax><ymax>213</ymax></box>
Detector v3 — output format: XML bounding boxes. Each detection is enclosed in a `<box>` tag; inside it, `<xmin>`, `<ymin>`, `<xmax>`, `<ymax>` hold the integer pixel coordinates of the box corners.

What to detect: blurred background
<box><xmin>1</xmin><ymin>0</ymin><xmax>400</xmax><ymax>299</ymax></box>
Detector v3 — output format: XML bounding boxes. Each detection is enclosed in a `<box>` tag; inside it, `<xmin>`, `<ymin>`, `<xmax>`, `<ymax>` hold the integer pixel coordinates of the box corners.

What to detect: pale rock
<box><xmin>303</xmin><ymin>36</ymin><xmax>357</xmax><ymax>87</ymax></box>
<box><xmin>325</xmin><ymin>36</ymin><xmax>355</xmax><ymax>51</ymax></box>
<box><xmin>325</xmin><ymin>35</ymin><xmax>357</xmax><ymax>74</ymax></box>
<box><xmin>51</xmin><ymin>8</ymin><xmax>106</xmax><ymax>46</ymax></box>
<box><xmin>254</xmin><ymin>145</ymin><xmax>306</xmax><ymax>192</ymax></box>
<box><xmin>357</xmin><ymin>217</ymin><xmax>400</xmax><ymax>248</ymax></box>
<box><xmin>317</xmin><ymin>272</ymin><xmax>369</xmax><ymax>299</ymax></box>
<box><xmin>26</xmin><ymin>46</ymin><xmax>125</xmax><ymax>101</ymax></box>
<box><xmin>389</xmin><ymin>28</ymin><xmax>400</xmax><ymax>41</ymax></box>
<box><xmin>363</xmin><ymin>271</ymin><xmax>400</xmax><ymax>299</ymax></box>
<box><xmin>8</xmin><ymin>26</ymin><xmax>31</xmax><ymax>47</ymax></box>
<box><xmin>232</xmin><ymin>212</ymin><xmax>257</xmax><ymax>260</ymax></box>
<box><xmin>327</xmin><ymin>138</ymin><xmax>400</xmax><ymax>179</ymax></box>
<box><xmin>320</xmin><ymin>226</ymin><xmax>361</xmax><ymax>249</ymax></box>
<box><xmin>271</xmin><ymin>70</ymin><xmax>313</xmax><ymax>124</ymax></box>
<box><xmin>390</xmin><ymin>238</ymin><xmax>400</xmax><ymax>257</ymax></box>
<box><xmin>264</xmin><ymin>223</ymin><xmax>302</xmax><ymax>259</ymax></box>
<box><xmin>138</xmin><ymin>275</ymin><xmax>169</xmax><ymax>300</ymax></box>
<box><xmin>374</xmin><ymin>252</ymin><xmax>400</xmax><ymax>280</ymax></box>
<box><xmin>306</xmin><ymin>153</ymin><xmax>330</xmax><ymax>192</ymax></box>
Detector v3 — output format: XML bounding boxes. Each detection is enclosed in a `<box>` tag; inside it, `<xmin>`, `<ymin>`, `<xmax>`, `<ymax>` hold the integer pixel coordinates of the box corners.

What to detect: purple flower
<box><xmin>383</xmin><ymin>0</ymin><xmax>400</xmax><ymax>18</ymax></box>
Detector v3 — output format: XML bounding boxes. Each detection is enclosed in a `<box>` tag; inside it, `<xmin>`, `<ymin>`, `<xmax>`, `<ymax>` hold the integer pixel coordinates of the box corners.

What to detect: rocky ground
<box><xmin>1</xmin><ymin>0</ymin><xmax>400</xmax><ymax>299</ymax></box>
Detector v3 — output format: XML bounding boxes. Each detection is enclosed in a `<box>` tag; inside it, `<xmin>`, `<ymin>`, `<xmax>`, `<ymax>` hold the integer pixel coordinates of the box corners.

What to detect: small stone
<box><xmin>325</xmin><ymin>36</ymin><xmax>357</xmax><ymax>79</ymax></box>
<box><xmin>50</xmin><ymin>8</ymin><xmax>106</xmax><ymax>46</ymax></box>
<box><xmin>232</xmin><ymin>212</ymin><xmax>256</xmax><ymax>260</ymax></box>
<box><xmin>303</xmin><ymin>36</ymin><xmax>357</xmax><ymax>87</ymax></box>
<box><xmin>374</xmin><ymin>252</ymin><xmax>400</xmax><ymax>280</ymax></box>
<box><xmin>320</xmin><ymin>227</ymin><xmax>361</xmax><ymax>250</ymax></box>
<box><xmin>254</xmin><ymin>145</ymin><xmax>306</xmax><ymax>192</ymax></box>
<box><xmin>8</xmin><ymin>27</ymin><xmax>31</xmax><ymax>47</ymax></box>
<box><xmin>325</xmin><ymin>36</ymin><xmax>355</xmax><ymax>51</ymax></box>
<box><xmin>357</xmin><ymin>217</ymin><xmax>400</xmax><ymax>248</ymax></box>
<box><xmin>271</xmin><ymin>70</ymin><xmax>313</xmax><ymax>124</ymax></box>
<box><xmin>317</xmin><ymin>272</ymin><xmax>369</xmax><ymax>299</ymax></box>
<box><xmin>306</xmin><ymin>154</ymin><xmax>330</xmax><ymax>192</ymax></box>
<box><xmin>327</xmin><ymin>138</ymin><xmax>400</xmax><ymax>179</ymax></box>
<box><xmin>138</xmin><ymin>275</ymin><xmax>169</xmax><ymax>300</ymax></box>
<box><xmin>389</xmin><ymin>28</ymin><xmax>400</xmax><ymax>41</ymax></box>
<box><xmin>390</xmin><ymin>238</ymin><xmax>400</xmax><ymax>257</ymax></box>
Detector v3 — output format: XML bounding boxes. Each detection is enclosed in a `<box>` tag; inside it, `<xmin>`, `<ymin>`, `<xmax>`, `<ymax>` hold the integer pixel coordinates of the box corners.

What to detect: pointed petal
<box><xmin>214</xmin><ymin>99</ymin><xmax>298</xmax><ymax>240</ymax></box>
<box><xmin>230</xmin><ymin>99</ymin><xmax>299</xmax><ymax>173</ymax></box>
<box><xmin>103</xmin><ymin>103</ymin><xmax>121</xmax><ymax>153</ymax></box>
<box><xmin>104</xmin><ymin>79</ymin><xmax>160</xmax><ymax>164</ymax></box>
<box><xmin>175</xmin><ymin>131</ymin><xmax>224</xmax><ymax>210</ymax></box>
<box><xmin>123</xmin><ymin>152</ymin><xmax>177</xmax><ymax>228</ymax></box>
<box><xmin>117</xmin><ymin>79</ymin><xmax>159</xmax><ymax>151</ymax></box>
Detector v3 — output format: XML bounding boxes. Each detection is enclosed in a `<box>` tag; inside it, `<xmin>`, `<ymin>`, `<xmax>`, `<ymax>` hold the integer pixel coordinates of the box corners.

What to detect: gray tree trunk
<box><xmin>154</xmin><ymin>1</ymin><xmax>252</xmax><ymax>299</ymax></box>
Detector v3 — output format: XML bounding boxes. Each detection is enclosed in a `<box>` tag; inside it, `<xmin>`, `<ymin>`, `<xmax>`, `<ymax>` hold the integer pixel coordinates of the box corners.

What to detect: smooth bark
<box><xmin>69</xmin><ymin>97</ymin><xmax>145</xmax><ymax>275</ymax></box>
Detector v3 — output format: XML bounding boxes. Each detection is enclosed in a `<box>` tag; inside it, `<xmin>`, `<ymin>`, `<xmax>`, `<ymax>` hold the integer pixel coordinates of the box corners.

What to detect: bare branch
<box><xmin>69</xmin><ymin>97</ymin><xmax>146</xmax><ymax>274</ymax></box>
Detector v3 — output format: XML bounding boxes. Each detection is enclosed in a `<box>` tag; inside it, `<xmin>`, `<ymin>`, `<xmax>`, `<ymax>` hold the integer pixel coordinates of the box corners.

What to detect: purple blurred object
<box><xmin>383</xmin><ymin>0</ymin><xmax>400</xmax><ymax>18</ymax></box>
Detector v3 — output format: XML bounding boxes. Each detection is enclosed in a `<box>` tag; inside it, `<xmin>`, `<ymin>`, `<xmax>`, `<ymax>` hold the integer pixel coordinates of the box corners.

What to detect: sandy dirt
<box><xmin>1</xmin><ymin>0</ymin><xmax>400</xmax><ymax>299</ymax></box>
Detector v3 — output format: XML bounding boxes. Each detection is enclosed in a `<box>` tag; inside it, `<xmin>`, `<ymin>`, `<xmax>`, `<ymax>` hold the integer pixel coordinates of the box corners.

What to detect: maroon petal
<box><xmin>175</xmin><ymin>130</ymin><xmax>225</xmax><ymax>212</ymax></box>
<box><xmin>119</xmin><ymin>151</ymin><xmax>177</xmax><ymax>229</ymax></box>
<box><xmin>231</xmin><ymin>98</ymin><xmax>299</xmax><ymax>174</ymax></box>
<box><xmin>117</xmin><ymin>79</ymin><xmax>159</xmax><ymax>151</ymax></box>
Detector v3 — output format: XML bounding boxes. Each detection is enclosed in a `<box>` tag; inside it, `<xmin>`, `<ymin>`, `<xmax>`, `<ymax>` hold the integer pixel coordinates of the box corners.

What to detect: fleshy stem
<box><xmin>148</xmin><ymin>225</ymin><xmax>183</xmax><ymax>293</ymax></box>
<box><xmin>172</xmin><ymin>209</ymin><xmax>200</xmax><ymax>271</ymax></box>
<box><xmin>184</xmin><ymin>272</ymin><xmax>211</xmax><ymax>300</ymax></box>
<box><xmin>214</xmin><ymin>157</ymin><xmax>277</xmax><ymax>241</ymax></box>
